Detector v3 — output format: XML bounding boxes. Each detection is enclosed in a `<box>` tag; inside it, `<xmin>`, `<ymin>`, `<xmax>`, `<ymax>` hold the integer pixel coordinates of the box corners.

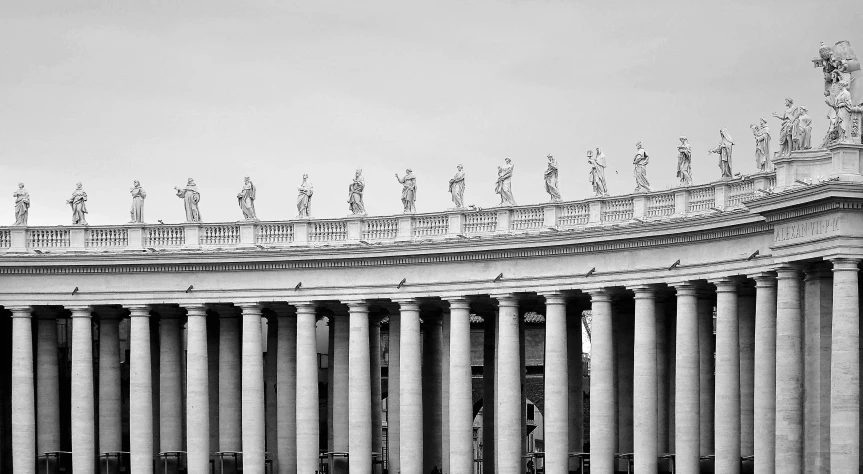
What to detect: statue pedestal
<box><xmin>773</xmin><ymin>144</ymin><xmax>863</xmax><ymax>189</ymax></box>
<box><xmin>8</xmin><ymin>227</ymin><xmax>26</xmax><ymax>253</ymax></box>
<box><xmin>828</xmin><ymin>143</ymin><xmax>863</xmax><ymax>182</ymax></box>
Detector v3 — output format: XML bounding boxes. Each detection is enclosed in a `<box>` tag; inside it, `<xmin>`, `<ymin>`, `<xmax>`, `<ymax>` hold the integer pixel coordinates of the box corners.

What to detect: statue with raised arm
<box><xmin>67</xmin><ymin>182</ymin><xmax>88</xmax><ymax>225</ymax></box>
<box><xmin>237</xmin><ymin>177</ymin><xmax>257</xmax><ymax>220</ymax></box>
<box><xmin>297</xmin><ymin>174</ymin><xmax>313</xmax><ymax>218</ymax></box>
<box><xmin>709</xmin><ymin>129</ymin><xmax>734</xmax><ymax>179</ymax></box>
<box><xmin>773</xmin><ymin>97</ymin><xmax>800</xmax><ymax>156</ymax></box>
<box><xmin>129</xmin><ymin>180</ymin><xmax>146</xmax><ymax>223</ymax></box>
<box><xmin>676</xmin><ymin>136</ymin><xmax>693</xmax><ymax>186</ymax></box>
<box><xmin>633</xmin><ymin>142</ymin><xmax>651</xmax><ymax>192</ymax></box>
<box><xmin>13</xmin><ymin>183</ymin><xmax>29</xmax><ymax>226</ymax></box>
<box><xmin>588</xmin><ymin>148</ymin><xmax>608</xmax><ymax>196</ymax></box>
<box><xmin>448</xmin><ymin>165</ymin><xmax>466</xmax><ymax>209</ymax></box>
<box><xmin>751</xmin><ymin>118</ymin><xmax>772</xmax><ymax>171</ymax></box>
<box><xmin>347</xmin><ymin>169</ymin><xmax>366</xmax><ymax>215</ymax></box>
<box><xmin>495</xmin><ymin>157</ymin><xmax>516</xmax><ymax>206</ymax></box>
<box><xmin>175</xmin><ymin>178</ymin><xmax>201</xmax><ymax>223</ymax></box>
<box><xmin>544</xmin><ymin>155</ymin><xmax>562</xmax><ymax>202</ymax></box>
<box><xmin>395</xmin><ymin>169</ymin><xmax>417</xmax><ymax>213</ymax></box>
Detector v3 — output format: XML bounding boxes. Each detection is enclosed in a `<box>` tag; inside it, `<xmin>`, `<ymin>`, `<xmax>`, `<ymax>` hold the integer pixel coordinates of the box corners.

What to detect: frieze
<box><xmin>773</xmin><ymin>217</ymin><xmax>841</xmax><ymax>244</ymax></box>
<box><xmin>763</xmin><ymin>199</ymin><xmax>863</xmax><ymax>223</ymax></box>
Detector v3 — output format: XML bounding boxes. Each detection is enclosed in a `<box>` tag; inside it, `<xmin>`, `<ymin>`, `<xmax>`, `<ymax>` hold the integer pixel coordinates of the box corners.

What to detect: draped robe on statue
<box><xmin>297</xmin><ymin>181</ymin><xmax>313</xmax><ymax>217</ymax></box>
<box><xmin>238</xmin><ymin>181</ymin><xmax>256</xmax><ymax>219</ymax></box>
<box><xmin>449</xmin><ymin>171</ymin><xmax>465</xmax><ymax>208</ymax></box>
<box><xmin>14</xmin><ymin>188</ymin><xmax>29</xmax><ymax>226</ymax></box>
<box><xmin>590</xmin><ymin>151</ymin><xmax>608</xmax><ymax>196</ymax></box>
<box><xmin>710</xmin><ymin>130</ymin><xmax>734</xmax><ymax>179</ymax></box>
<box><xmin>754</xmin><ymin>125</ymin><xmax>771</xmax><ymax>171</ymax></box>
<box><xmin>348</xmin><ymin>176</ymin><xmax>366</xmax><ymax>214</ymax></box>
<box><xmin>68</xmin><ymin>189</ymin><xmax>88</xmax><ymax>225</ymax></box>
<box><xmin>633</xmin><ymin>148</ymin><xmax>650</xmax><ymax>192</ymax></box>
<box><xmin>398</xmin><ymin>172</ymin><xmax>417</xmax><ymax>213</ymax></box>
<box><xmin>130</xmin><ymin>186</ymin><xmax>146</xmax><ymax>223</ymax></box>
<box><xmin>176</xmin><ymin>183</ymin><xmax>201</xmax><ymax>222</ymax></box>
<box><xmin>495</xmin><ymin>163</ymin><xmax>516</xmax><ymax>205</ymax></box>
<box><xmin>677</xmin><ymin>143</ymin><xmax>692</xmax><ymax>186</ymax></box>
<box><xmin>544</xmin><ymin>159</ymin><xmax>561</xmax><ymax>201</ymax></box>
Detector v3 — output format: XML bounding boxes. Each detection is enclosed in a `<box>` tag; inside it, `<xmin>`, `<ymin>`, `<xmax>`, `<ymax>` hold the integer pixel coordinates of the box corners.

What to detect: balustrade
<box><xmin>201</xmin><ymin>225</ymin><xmax>240</xmax><ymax>246</ymax></box>
<box><xmin>687</xmin><ymin>186</ymin><xmax>716</xmax><ymax>212</ymax></box>
<box><xmin>559</xmin><ymin>203</ymin><xmax>590</xmax><ymax>227</ymax></box>
<box><xmin>725</xmin><ymin>180</ymin><xmax>755</xmax><ymax>208</ymax></box>
<box><xmin>256</xmin><ymin>223</ymin><xmax>294</xmax><ymax>244</ymax></box>
<box><xmin>310</xmin><ymin>221</ymin><xmax>347</xmax><ymax>242</ymax></box>
<box><xmin>645</xmin><ymin>192</ymin><xmax>675</xmax><ymax>218</ymax></box>
<box><xmin>86</xmin><ymin>228</ymin><xmax>129</xmax><ymax>248</ymax></box>
<box><xmin>601</xmin><ymin>198</ymin><xmax>634</xmax><ymax>223</ymax></box>
<box><xmin>27</xmin><ymin>228</ymin><xmax>71</xmax><ymax>248</ymax></box>
<box><xmin>144</xmin><ymin>226</ymin><xmax>185</xmax><ymax>247</ymax></box>
<box><xmin>511</xmin><ymin>207</ymin><xmax>544</xmax><ymax>231</ymax></box>
<box><xmin>413</xmin><ymin>215</ymin><xmax>449</xmax><ymax>237</ymax></box>
<box><xmin>464</xmin><ymin>211</ymin><xmax>498</xmax><ymax>234</ymax></box>
<box><xmin>0</xmin><ymin>229</ymin><xmax>10</xmax><ymax>248</ymax></box>
<box><xmin>361</xmin><ymin>219</ymin><xmax>398</xmax><ymax>241</ymax></box>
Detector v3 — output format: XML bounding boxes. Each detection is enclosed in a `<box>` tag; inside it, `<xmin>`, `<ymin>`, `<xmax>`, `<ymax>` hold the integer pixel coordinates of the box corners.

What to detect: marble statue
<box><xmin>67</xmin><ymin>182</ymin><xmax>88</xmax><ymax>225</ymax></box>
<box><xmin>13</xmin><ymin>183</ymin><xmax>29</xmax><ymax>226</ymax></box>
<box><xmin>751</xmin><ymin>118</ymin><xmax>772</xmax><ymax>171</ymax></box>
<box><xmin>676</xmin><ymin>136</ymin><xmax>692</xmax><ymax>186</ymax></box>
<box><xmin>796</xmin><ymin>106</ymin><xmax>812</xmax><ymax>150</ymax></box>
<box><xmin>823</xmin><ymin>112</ymin><xmax>844</xmax><ymax>147</ymax></box>
<box><xmin>710</xmin><ymin>129</ymin><xmax>734</xmax><ymax>179</ymax></box>
<box><xmin>129</xmin><ymin>181</ymin><xmax>146</xmax><ymax>224</ymax></box>
<box><xmin>395</xmin><ymin>169</ymin><xmax>417</xmax><ymax>213</ymax></box>
<box><xmin>175</xmin><ymin>178</ymin><xmax>201</xmax><ymax>223</ymax></box>
<box><xmin>588</xmin><ymin>148</ymin><xmax>608</xmax><ymax>196</ymax></box>
<box><xmin>633</xmin><ymin>142</ymin><xmax>651</xmax><ymax>193</ymax></box>
<box><xmin>448</xmin><ymin>165</ymin><xmax>466</xmax><ymax>209</ymax></box>
<box><xmin>347</xmin><ymin>169</ymin><xmax>366</xmax><ymax>215</ymax></box>
<box><xmin>773</xmin><ymin>97</ymin><xmax>801</xmax><ymax>156</ymax></box>
<box><xmin>237</xmin><ymin>177</ymin><xmax>257</xmax><ymax>220</ymax></box>
<box><xmin>297</xmin><ymin>174</ymin><xmax>313</xmax><ymax>218</ymax></box>
<box><xmin>816</xmin><ymin>41</ymin><xmax>863</xmax><ymax>146</ymax></box>
<box><xmin>826</xmin><ymin>80</ymin><xmax>854</xmax><ymax>143</ymax></box>
<box><xmin>495</xmin><ymin>157</ymin><xmax>516</xmax><ymax>206</ymax></box>
<box><xmin>544</xmin><ymin>155</ymin><xmax>562</xmax><ymax>202</ymax></box>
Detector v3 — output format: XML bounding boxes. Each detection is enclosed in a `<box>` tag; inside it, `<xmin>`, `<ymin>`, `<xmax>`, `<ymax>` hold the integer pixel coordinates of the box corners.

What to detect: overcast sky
<box><xmin>0</xmin><ymin>0</ymin><xmax>860</xmax><ymax>225</ymax></box>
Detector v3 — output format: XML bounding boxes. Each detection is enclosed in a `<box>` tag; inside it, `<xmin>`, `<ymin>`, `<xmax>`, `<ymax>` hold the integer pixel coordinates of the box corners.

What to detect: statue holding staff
<box><xmin>129</xmin><ymin>180</ymin><xmax>146</xmax><ymax>223</ymax></box>
<box><xmin>395</xmin><ymin>169</ymin><xmax>417</xmax><ymax>213</ymax></box>
<box><xmin>347</xmin><ymin>169</ymin><xmax>366</xmax><ymax>215</ymax></box>
<box><xmin>676</xmin><ymin>136</ymin><xmax>692</xmax><ymax>186</ymax></box>
<box><xmin>448</xmin><ymin>165</ymin><xmax>466</xmax><ymax>209</ymax></box>
<box><xmin>633</xmin><ymin>142</ymin><xmax>651</xmax><ymax>193</ymax></box>
<box><xmin>13</xmin><ymin>183</ymin><xmax>29</xmax><ymax>226</ymax></box>
<box><xmin>544</xmin><ymin>154</ymin><xmax>562</xmax><ymax>202</ymax></box>
<box><xmin>175</xmin><ymin>178</ymin><xmax>201</xmax><ymax>223</ymax></box>
<box><xmin>750</xmin><ymin>118</ymin><xmax>772</xmax><ymax>171</ymax></box>
<box><xmin>297</xmin><ymin>174</ymin><xmax>313</xmax><ymax>218</ymax></box>
<box><xmin>237</xmin><ymin>177</ymin><xmax>257</xmax><ymax>220</ymax></box>
<box><xmin>709</xmin><ymin>129</ymin><xmax>734</xmax><ymax>179</ymax></box>
<box><xmin>67</xmin><ymin>182</ymin><xmax>88</xmax><ymax>225</ymax></box>
<box><xmin>588</xmin><ymin>148</ymin><xmax>608</xmax><ymax>196</ymax></box>
<box><xmin>495</xmin><ymin>157</ymin><xmax>516</xmax><ymax>206</ymax></box>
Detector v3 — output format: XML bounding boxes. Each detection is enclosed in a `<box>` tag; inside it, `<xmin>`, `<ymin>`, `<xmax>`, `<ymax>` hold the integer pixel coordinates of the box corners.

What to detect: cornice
<box><xmin>745</xmin><ymin>181</ymin><xmax>863</xmax><ymax>218</ymax></box>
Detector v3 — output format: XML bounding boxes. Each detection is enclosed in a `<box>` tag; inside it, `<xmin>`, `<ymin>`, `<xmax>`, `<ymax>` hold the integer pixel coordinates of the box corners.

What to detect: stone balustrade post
<box><xmin>293</xmin><ymin>220</ymin><xmax>309</xmax><ymax>243</ymax></box>
<box><xmin>239</xmin><ymin>222</ymin><xmax>256</xmax><ymax>247</ymax></box>
<box><xmin>496</xmin><ymin>208</ymin><xmax>512</xmax><ymax>232</ymax></box>
<box><xmin>447</xmin><ymin>211</ymin><xmax>465</xmax><ymax>235</ymax></box>
<box><xmin>542</xmin><ymin>205</ymin><xmax>559</xmax><ymax>228</ymax></box>
<box><xmin>347</xmin><ymin>218</ymin><xmax>362</xmax><ymax>241</ymax></box>
<box><xmin>183</xmin><ymin>224</ymin><xmax>201</xmax><ymax>249</ymax></box>
<box><xmin>10</xmin><ymin>306</ymin><xmax>36</xmax><ymax>474</ymax></box>
<box><xmin>397</xmin><ymin>215</ymin><xmax>413</xmax><ymax>240</ymax></box>
<box><xmin>9</xmin><ymin>227</ymin><xmax>27</xmax><ymax>252</ymax></box>
<box><xmin>713</xmin><ymin>183</ymin><xmax>728</xmax><ymax>210</ymax></box>
<box><xmin>70</xmin><ymin>227</ymin><xmax>86</xmax><ymax>250</ymax></box>
<box><xmin>588</xmin><ymin>201</ymin><xmax>602</xmax><ymax>224</ymax></box>
<box><xmin>674</xmin><ymin>189</ymin><xmax>689</xmax><ymax>215</ymax></box>
<box><xmin>126</xmin><ymin>226</ymin><xmax>145</xmax><ymax>250</ymax></box>
<box><xmin>632</xmin><ymin>195</ymin><xmax>647</xmax><ymax>219</ymax></box>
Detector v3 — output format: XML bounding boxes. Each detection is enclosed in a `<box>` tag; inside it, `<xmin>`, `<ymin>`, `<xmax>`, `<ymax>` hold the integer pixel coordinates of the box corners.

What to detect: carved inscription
<box><xmin>774</xmin><ymin>217</ymin><xmax>840</xmax><ymax>244</ymax></box>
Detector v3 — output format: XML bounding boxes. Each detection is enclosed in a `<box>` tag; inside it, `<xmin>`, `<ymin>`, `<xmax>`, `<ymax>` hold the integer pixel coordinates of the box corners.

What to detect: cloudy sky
<box><xmin>0</xmin><ymin>0</ymin><xmax>860</xmax><ymax>225</ymax></box>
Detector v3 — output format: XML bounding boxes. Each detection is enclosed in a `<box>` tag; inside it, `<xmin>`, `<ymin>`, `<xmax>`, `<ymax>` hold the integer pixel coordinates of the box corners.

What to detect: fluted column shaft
<box><xmin>714</xmin><ymin>280</ymin><xmax>740</xmax><ymax>474</ymax></box>
<box><xmin>348</xmin><ymin>302</ymin><xmax>372</xmax><ymax>474</ymax></box>
<box><xmin>632</xmin><ymin>287</ymin><xmax>658</xmax><ymax>473</ymax></box>
<box><xmin>11</xmin><ymin>307</ymin><xmax>36</xmax><ymax>474</ymax></box>
<box><xmin>35</xmin><ymin>313</ymin><xmax>60</xmax><ymax>454</ymax></box>
<box><xmin>495</xmin><ymin>295</ymin><xmax>521</xmax><ymax>474</ymax></box>
<box><xmin>830</xmin><ymin>258</ymin><xmax>860</xmax><ymax>470</ymax></box>
<box><xmin>543</xmin><ymin>293</ymin><xmax>568</xmax><ymax>474</ymax></box>
<box><xmin>398</xmin><ymin>300</ymin><xmax>423</xmax><ymax>473</ymax></box>
<box><xmin>295</xmin><ymin>304</ymin><xmax>317</xmax><ymax>473</ymax></box>
<box><xmin>275</xmin><ymin>307</ymin><xmax>298</xmax><ymax>474</ymax></box>
<box><xmin>776</xmin><ymin>267</ymin><xmax>804</xmax><ymax>473</ymax></box>
<box><xmin>674</xmin><ymin>284</ymin><xmax>700</xmax><ymax>473</ymax></box>
<box><xmin>186</xmin><ymin>306</ymin><xmax>210</xmax><ymax>473</ymax></box>
<box><xmin>448</xmin><ymin>298</ymin><xmax>473</xmax><ymax>474</ymax></box>
<box><xmin>218</xmin><ymin>308</ymin><xmax>242</xmax><ymax>451</ymax></box>
<box><xmin>70</xmin><ymin>306</ymin><xmax>96</xmax><ymax>474</ymax></box>
<box><xmin>753</xmin><ymin>274</ymin><xmax>777</xmax><ymax>474</ymax></box>
<box><xmin>589</xmin><ymin>290</ymin><xmax>615</xmax><ymax>473</ymax></box>
<box><xmin>240</xmin><ymin>304</ymin><xmax>266</xmax><ymax>473</ymax></box>
<box><xmin>159</xmin><ymin>313</ymin><xmax>184</xmax><ymax>452</ymax></box>
<box><xmin>98</xmin><ymin>311</ymin><xmax>123</xmax><ymax>453</ymax></box>
<box><xmin>129</xmin><ymin>306</ymin><xmax>154</xmax><ymax>474</ymax></box>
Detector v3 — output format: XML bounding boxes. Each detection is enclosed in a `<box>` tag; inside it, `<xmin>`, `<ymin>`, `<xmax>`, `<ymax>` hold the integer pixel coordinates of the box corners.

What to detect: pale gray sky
<box><xmin>1</xmin><ymin>0</ymin><xmax>860</xmax><ymax>225</ymax></box>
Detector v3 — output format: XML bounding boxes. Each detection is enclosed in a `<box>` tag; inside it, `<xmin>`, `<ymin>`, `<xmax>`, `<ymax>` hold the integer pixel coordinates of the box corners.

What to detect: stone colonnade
<box><xmin>5</xmin><ymin>258</ymin><xmax>862</xmax><ymax>474</ymax></box>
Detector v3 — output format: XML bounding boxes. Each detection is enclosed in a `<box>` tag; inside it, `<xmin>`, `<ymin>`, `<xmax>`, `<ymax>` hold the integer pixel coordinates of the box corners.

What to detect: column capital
<box><xmin>392</xmin><ymin>298</ymin><xmax>420</xmax><ymax>312</ymax></box>
<box><xmin>774</xmin><ymin>264</ymin><xmax>802</xmax><ymax>279</ymax></box>
<box><xmin>344</xmin><ymin>300</ymin><xmax>369</xmax><ymax>313</ymax></box>
<box><xmin>671</xmin><ymin>283</ymin><xmax>699</xmax><ymax>296</ymax></box>
<box><xmin>183</xmin><ymin>305</ymin><xmax>208</xmax><ymax>318</ymax></box>
<box><xmin>540</xmin><ymin>292</ymin><xmax>567</xmax><ymax>306</ymax></box>
<box><xmin>127</xmin><ymin>305</ymin><xmax>152</xmax><ymax>318</ymax></box>
<box><xmin>93</xmin><ymin>306</ymin><xmax>126</xmax><ymax>320</ymax></box>
<box><xmin>803</xmin><ymin>267</ymin><xmax>833</xmax><ymax>280</ymax></box>
<box><xmin>587</xmin><ymin>288</ymin><xmax>613</xmax><ymax>303</ymax></box>
<box><xmin>208</xmin><ymin>303</ymin><xmax>239</xmax><ymax>318</ymax></box>
<box><xmin>750</xmin><ymin>271</ymin><xmax>777</xmax><ymax>287</ymax></box>
<box><xmin>290</xmin><ymin>301</ymin><xmax>318</xmax><ymax>314</ymax></box>
<box><xmin>712</xmin><ymin>277</ymin><xmax>740</xmax><ymax>292</ymax></box>
<box><xmin>444</xmin><ymin>297</ymin><xmax>471</xmax><ymax>311</ymax></box>
<box><xmin>67</xmin><ymin>306</ymin><xmax>93</xmax><ymax>317</ymax></box>
<box><xmin>7</xmin><ymin>306</ymin><xmax>33</xmax><ymax>318</ymax></box>
<box><xmin>491</xmin><ymin>293</ymin><xmax>519</xmax><ymax>307</ymax></box>
<box><xmin>630</xmin><ymin>284</ymin><xmax>660</xmax><ymax>298</ymax></box>
<box><xmin>264</xmin><ymin>304</ymin><xmax>296</xmax><ymax>318</ymax></box>
<box><xmin>831</xmin><ymin>257</ymin><xmax>862</xmax><ymax>272</ymax></box>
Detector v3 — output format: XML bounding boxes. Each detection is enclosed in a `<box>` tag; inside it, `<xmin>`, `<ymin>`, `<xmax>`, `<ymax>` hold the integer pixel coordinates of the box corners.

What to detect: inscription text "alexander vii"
<box><xmin>774</xmin><ymin>217</ymin><xmax>840</xmax><ymax>243</ymax></box>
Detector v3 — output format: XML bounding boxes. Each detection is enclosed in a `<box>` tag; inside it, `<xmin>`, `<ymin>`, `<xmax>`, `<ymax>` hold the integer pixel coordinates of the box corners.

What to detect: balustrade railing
<box><xmin>0</xmin><ymin>173</ymin><xmax>776</xmax><ymax>253</ymax></box>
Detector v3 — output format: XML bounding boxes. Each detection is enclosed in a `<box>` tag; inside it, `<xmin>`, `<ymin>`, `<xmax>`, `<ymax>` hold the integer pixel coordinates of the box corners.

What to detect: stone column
<box><xmin>186</xmin><ymin>305</ymin><xmax>210</xmax><ymax>473</ymax></box>
<box><xmin>589</xmin><ymin>290</ymin><xmax>615</xmax><ymax>473</ymax></box>
<box><xmin>494</xmin><ymin>294</ymin><xmax>520</xmax><ymax>474</ymax></box>
<box><xmin>632</xmin><ymin>287</ymin><xmax>658</xmax><ymax>473</ymax></box>
<box><xmin>239</xmin><ymin>304</ymin><xmax>265</xmax><ymax>473</ymax></box>
<box><xmin>738</xmin><ymin>289</ymin><xmax>756</xmax><ymax>458</ymax></box>
<box><xmin>348</xmin><ymin>301</ymin><xmax>372</xmax><ymax>474</ymax></box>
<box><xmin>448</xmin><ymin>297</ymin><xmax>473</xmax><ymax>474</ymax></box>
<box><xmin>422</xmin><ymin>314</ymin><xmax>443</xmax><ymax>473</ymax></box>
<box><xmin>713</xmin><ymin>279</ymin><xmax>740</xmax><ymax>474</ymax></box>
<box><xmin>441</xmin><ymin>310</ymin><xmax>451</xmax><ymax>474</ymax></box>
<box><xmin>70</xmin><ymin>306</ymin><xmax>95</xmax><ymax>474</ymax></box>
<box><xmin>265</xmin><ymin>314</ymin><xmax>279</xmax><ymax>471</ymax></box>
<box><xmin>673</xmin><ymin>283</ymin><xmax>700</xmax><ymax>474</ymax></box>
<box><xmin>542</xmin><ymin>292</ymin><xmax>568</xmax><ymax>474</ymax></box>
<box><xmin>387</xmin><ymin>311</ymin><xmax>400</xmax><ymax>474</ymax></box>
<box><xmin>274</xmin><ymin>307</ymin><xmax>299</xmax><ymax>474</ymax></box>
<box><xmin>830</xmin><ymin>258</ymin><xmax>860</xmax><ymax>471</ymax></box>
<box><xmin>159</xmin><ymin>308</ymin><xmax>185</xmax><ymax>453</ymax></box>
<box><xmin>129</xmin><ymin>306</ymin><xmax>154</xmax><ymax>474</ymax></box>
<box><xmin>698</xmin><ymin>293</ymin><xmax>715</xmax><ymax>456</ymax></box>
<box><xmin>397</xmin><ymin>299</ymin><xmax>423</xmax><ymax>473</ymax></box>
<box><xmin>775</xmin><ymin>266</ymin><xmax>804</xmax><ymax>472</ymax></box>
<box><xmin>216</xmin><ymin>306</ymin><xmax>242</xmax><ymax>452</ymax></box>
<box><xmin>567</xmin><ymin>304</ymin><xmax>584</xmax><ymax>464</ymax></box>
<box><xmin>97</xmin><ymin>308</ymin><xmax>123</xmax><ymax>454</ymax></box>
<box><xmin>482</xmin><ymin>310</ymin><xmax>496</xmax><ymax>474</ymax></box>
<box><xmin>295</xmin><ymin>303</ymin><xmax>318</xmax><ymax>474</ymax></box>
<box><xmin>655</xmin><ymin>300</ymin><xmax>669</xmax><ymax>454</ymax></box>
<box><xmin>35</xmin><ymin>310</ymin><xmax>60</xmax><ymax>454</ymax></box>
<box><xmin>803</xmin><ymin>267</ymin><xmax>833</xmax><ymax>472</ymax></box>
<box><xmin>369</xmin><ymin>314</ymin><xmax>383</xmax><ymax>471</ymax></box>
<box><xmin>10</xmin><ymin>307</ymin><xmax>36</xmax><ymax>474</ymax></box>
<box><xmin>331</xmin><ymin>308</ymin><xmax>350</xmax><ymax>473</ymax></box>
<box><xmin>753</xmin><ymin>273</ymin><xmax>777</xmax><ymax>474</ymax></box>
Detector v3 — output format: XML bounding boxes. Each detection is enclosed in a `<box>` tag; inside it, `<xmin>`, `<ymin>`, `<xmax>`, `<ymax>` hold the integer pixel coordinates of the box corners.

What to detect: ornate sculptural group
<box><xmin>709</xmin><ymin>129</ymin><xmax>734</xmax><ymax>179</ymax></box>
<box><xmin>817</xmin><ymin>41</ymin><xmax>863</xmax><ymax>146</ymax></box>
<box><xmin>175</xmin><ymin>178</ymin><xmax>201</xmax><ymax>223</ymax></box>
